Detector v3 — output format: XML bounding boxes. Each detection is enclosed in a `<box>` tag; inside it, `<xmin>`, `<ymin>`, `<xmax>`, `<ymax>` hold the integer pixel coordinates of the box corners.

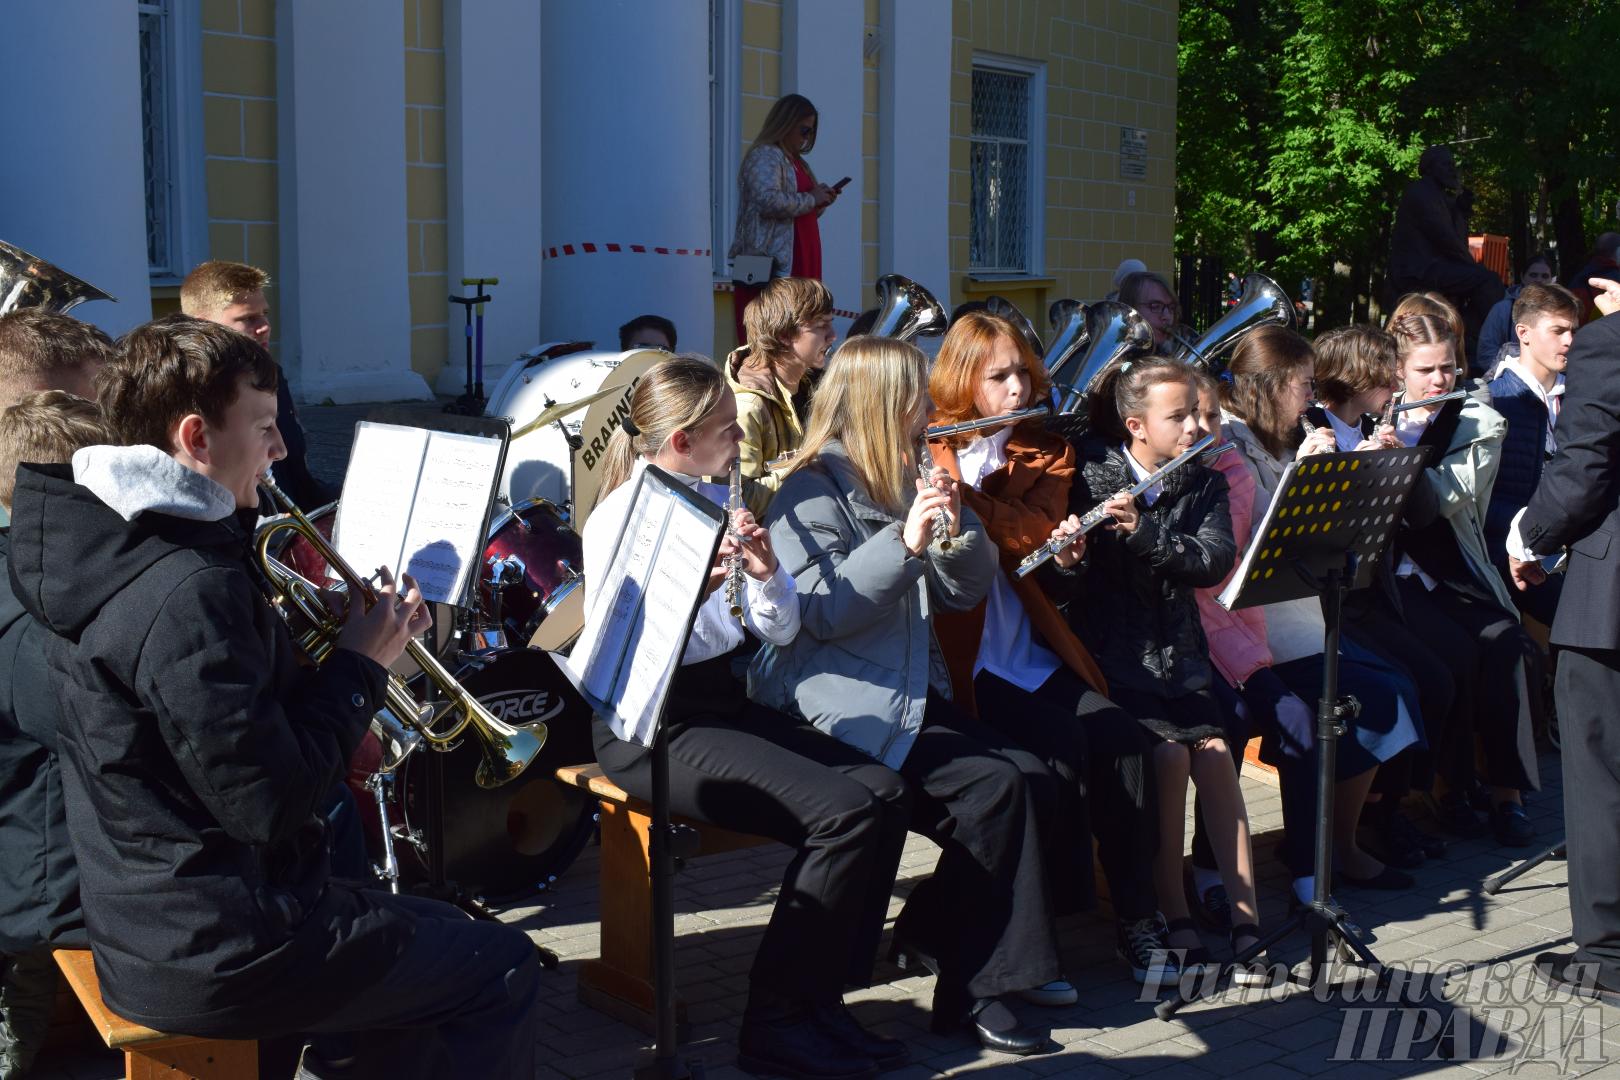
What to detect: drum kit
<box><xmin>262</xmin><ymin>341</ymin><xmax>665</xmax><ymax>904</ymax></box>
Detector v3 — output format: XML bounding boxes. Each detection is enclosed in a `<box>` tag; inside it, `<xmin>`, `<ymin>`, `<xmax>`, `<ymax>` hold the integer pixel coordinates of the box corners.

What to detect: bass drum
<box><xmin>485</xmin><ymin>348</ymin><xmax>666</xmax><ymax>515</ymax></box>
<box><xmin>362</xmin><ymin>649</ymin><xmax>599</xmax><ymax>901</ymax></box>
<box><xmin>479</xmin><ymin>497</ymin><xmax>585</xmax><ymax>652</ymax></box>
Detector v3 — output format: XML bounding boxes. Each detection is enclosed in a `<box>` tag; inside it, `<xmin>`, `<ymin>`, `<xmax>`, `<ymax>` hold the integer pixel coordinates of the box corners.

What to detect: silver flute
<box><xmin>916</xmin><ymin>437</ymin><xmax>954</xmax><ymax>552</ymax></box>
<box><xmin>1014</xmin><ymin>433</ymin><xmax>1220</xmax><ymax>579</ymax></box>
<box><xmin>1391</xmin><ymin>388</ymin><xmax>1469</xmax><ymax>414</ymax></box>
<box><xmin>923</xmin><ymin>406</ymin><xmax>1051</xmax><ymax>440</ymax></box>
<box><xmin>724</xmin><ymin>457</ymin><xmax>745</xmax><ymax>619</ymax></box>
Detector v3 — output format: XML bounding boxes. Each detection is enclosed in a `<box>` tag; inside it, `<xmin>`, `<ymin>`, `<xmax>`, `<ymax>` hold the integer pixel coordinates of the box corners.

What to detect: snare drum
<box><xmin>480</xmin><ymin>497</ymin><xmax>584</xmax><ymax>648</ymax></box>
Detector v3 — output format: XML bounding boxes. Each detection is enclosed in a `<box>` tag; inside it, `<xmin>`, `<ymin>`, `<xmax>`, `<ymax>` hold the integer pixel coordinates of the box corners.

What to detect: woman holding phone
<box><xmin>728</xmin><ymin>94</ymin><xmax>844</xmax><ymax>344</ymax></box>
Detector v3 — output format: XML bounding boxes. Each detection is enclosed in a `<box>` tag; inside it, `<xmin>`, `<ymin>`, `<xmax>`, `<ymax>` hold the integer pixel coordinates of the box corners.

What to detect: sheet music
<box><xmin>399</xmin><ymin>431</ymin><xmax>505</xmax><ymax>603</ymax></box>
<box><xmin>331</xmin><ymin>422</ymin><xmax>501</xmax><ymax>606</ymax></box>
<box><xmin>333</xmin><ymin>423</ymin><xmax>428</xmax><ymax>585</ymax></box>
<box><xmin>561</xmin><ymin>469</ymin><xmax>723</xmax><ymax>745</ymax></box>
<box><xmin>1217</xmin><ymin>458</ymin><xmax>1296</xmax><ymax>610</ymax></box>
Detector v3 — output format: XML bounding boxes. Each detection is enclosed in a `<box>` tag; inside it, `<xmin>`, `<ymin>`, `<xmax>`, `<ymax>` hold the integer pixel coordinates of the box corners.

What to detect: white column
<box><xmin>540</xmin><ymin>0</ymin><xmax>712</xmax><ymax>359</ymax></box>
<box><xmin>0</xmin><ymin>7</ymin><xmax>152</xmax><ymax>335</ymax></box>
<box><xmin>276</xmin><ymin>0</ymin><xmax>429</xmax><ymax>403</ymax></box>
<box><xmin>442</xmin><ymin>0</ymin><xmax>543</xmax><ymax>393</ymax></box>
<box><xmin>783</xmin><ymin>0</ymin><xmax>864</xmax><ymax>320</ymax></box>
<box><xmin>878</xmin><ymin>0</ymin><xmax>952</xmax><ymax>307</ymax></box>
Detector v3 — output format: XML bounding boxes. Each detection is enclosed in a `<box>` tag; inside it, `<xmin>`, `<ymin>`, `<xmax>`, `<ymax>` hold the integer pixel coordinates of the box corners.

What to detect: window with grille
<box><xmin>969</xmin><ymin>63</ymin><xmax>1042</xmax><ymax>275</ymax></box>
<box><xmin>138</xmin><ymin>0</ymin><xmax>204</xmax><ymax>283</ymax></box>
<box><xmin>709</xmin><ymin>0</ymin><xmax>741</xmax><ymax>279</ymax></box>
<box><xmin>139</xmin><ymin>1</ymin><xmax>175</xmax><ymax>275</ymax></box>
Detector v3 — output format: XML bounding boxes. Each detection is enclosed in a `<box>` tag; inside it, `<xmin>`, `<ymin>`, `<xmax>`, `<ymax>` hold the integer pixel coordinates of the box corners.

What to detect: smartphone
<box><xmin>832</xmin><ymin>176</ymin><xmax>852</xmax><ymax>192</ymax></box>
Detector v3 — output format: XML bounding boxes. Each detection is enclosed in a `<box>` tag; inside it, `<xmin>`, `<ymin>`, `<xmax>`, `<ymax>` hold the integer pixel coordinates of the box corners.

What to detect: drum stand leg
<box><xmin>367</xmin><ymin>771</ymin><xmax>403</xmax><ymax>895</ymax></box>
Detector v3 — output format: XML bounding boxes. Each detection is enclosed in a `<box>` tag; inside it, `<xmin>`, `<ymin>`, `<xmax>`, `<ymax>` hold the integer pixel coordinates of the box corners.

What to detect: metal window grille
<box><xmin>969</xmin><ymin>68</ymin><xmax>1031</xmax><ymax>274</ymax></box>
<box><xmin>138</xmin><ymin>1</ymin><xmax>174</xmax><ymax>276</ymax></box>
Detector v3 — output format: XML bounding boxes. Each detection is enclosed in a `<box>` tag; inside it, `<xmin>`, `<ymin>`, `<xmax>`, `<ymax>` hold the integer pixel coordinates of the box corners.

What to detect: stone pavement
<box><xmin>27</xmin><ymin>400</ymin><xmax>1619</xmax><ymax>1079</ymax></box>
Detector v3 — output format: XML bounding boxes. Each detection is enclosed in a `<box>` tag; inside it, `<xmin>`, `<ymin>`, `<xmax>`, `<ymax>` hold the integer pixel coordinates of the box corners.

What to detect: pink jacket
<box><xmin>1196</xmin><ymin>444</ymin><xmax>1272</xmax><ymax>686</ymax></box>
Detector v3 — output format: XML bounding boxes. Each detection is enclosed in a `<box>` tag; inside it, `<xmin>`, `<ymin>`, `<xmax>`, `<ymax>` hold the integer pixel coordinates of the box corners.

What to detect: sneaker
<box><xmin>1116</xmin><ymin>914</ymin><xmax>1178</xmax><ymax>985</ymax></box>
<box><xmin>1183</xmin><ymin>862</ymin><xmax>1232</xmax><ymax>931</ymax></box>
<box><xmin>1490</xmin><ymin>802</ymin><xmax>1535</xmax><ymax>847</ymax></box>
<box><xmin>1016</xmin><ymin>979</ymin><xmax>1078</xmax><ymax>1007</ymax></box>
<box><xmin>1424</xmin><ymin>789</ymin><xmax>1486</xmax><ymax>838</ymax></box>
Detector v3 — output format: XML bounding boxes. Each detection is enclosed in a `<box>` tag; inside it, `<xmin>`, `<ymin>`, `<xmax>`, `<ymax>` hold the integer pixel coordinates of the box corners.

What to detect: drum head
<box><xmin>397</xmin><ymin>649</ymin><xmax>597</xmax><ymax>901</ymax></box>
<box><xmin>569</xmin><ymin>349</ymin><xmax>667</xmax><ymax>531</ymax></box>
<box><xmin>529</xmin><ymin>583</ymin><xmax>585</xmax><ymax>652</ymax></box>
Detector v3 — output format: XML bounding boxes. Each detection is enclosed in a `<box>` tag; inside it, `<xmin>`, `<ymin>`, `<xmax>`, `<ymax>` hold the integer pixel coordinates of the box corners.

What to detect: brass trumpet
<box><xmin>254</xmin><ymin>476</ymin><xmax>548</xmax><ymax>789</ymax></box>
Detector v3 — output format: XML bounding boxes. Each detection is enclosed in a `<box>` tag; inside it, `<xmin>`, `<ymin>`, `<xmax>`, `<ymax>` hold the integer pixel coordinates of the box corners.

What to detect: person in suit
<box><xmin>1507</xmin><ymin>275</ymin><xmax>1620</xmax><ymax>1002</ymax></box>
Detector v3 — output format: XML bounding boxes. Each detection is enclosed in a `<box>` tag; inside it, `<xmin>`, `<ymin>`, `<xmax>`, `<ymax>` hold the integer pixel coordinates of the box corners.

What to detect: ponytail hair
<box><xmin>1218</xmin><ymin>325</ymin><xmax>1315</xmax><ymax>458</ymax></box>
<box><xmin>1085</xmin><ymin>355</ymin><xmax>1195</xmax><ymax>444</ymax></box>
<box><xmin>593</xmin><ymin>354</ymin><xmax>728</xmax><ymax>508</ymax></box>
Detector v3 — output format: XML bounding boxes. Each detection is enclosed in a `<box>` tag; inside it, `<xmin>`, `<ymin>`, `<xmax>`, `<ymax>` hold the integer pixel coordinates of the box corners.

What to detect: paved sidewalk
<box><xmin>28</xmin><ymin>401</ymin><xmax>1617</xmax><ymax>1078</ymax></box>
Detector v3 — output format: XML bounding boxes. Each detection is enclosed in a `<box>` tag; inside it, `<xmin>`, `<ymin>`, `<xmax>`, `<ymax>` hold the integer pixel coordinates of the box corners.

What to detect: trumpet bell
<box><xmin>871</xmin><ymin>274</ymin><xmax>946</xmax><ymax>342</ymax></box>
<box><xmin>984</xmin><ymin>296</ymin><xmax>1044</xmax><ymax>356</ymax></box>
<box><xmin>0</xmin><ymin>238</ymin><xmax>116</xmax><ymax>316</ymax></box>
<box><xmin>475</xmin><ymin>722</ymin><xmax>548</xmax><ymax>790</ymax></box>
<box><xmin>1173</xmin><ymin>272</ymin><xmax>1294</xmax><ymax>372</ymax></box>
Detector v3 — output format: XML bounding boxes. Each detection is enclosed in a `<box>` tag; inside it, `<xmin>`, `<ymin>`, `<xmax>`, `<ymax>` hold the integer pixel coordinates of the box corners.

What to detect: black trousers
<box><xmin>592</xmin><ymin>657</ymin><xmax>910</xmax><ymax>1002</ymax></box>
<box><xmin>1553</xmin><ymin>647</ymin><xmax>1620</xmax><ymax>987</ymax></box>
<box><xmin>893</xmin><ymin>693</ymin><xmax>1060</xmax><ymax>1005</ymax></box>
<box><xmin>974</xmin><ymin>667</ymin><xmax>1158</xmax><ymax>922</ymax></box>
<box><xmin>1345</xmin><ymin>591</ymin><xmax>1458</xmax><ymax>795</ymax></box>
<box><xmin>1396</xmin><ymin>579</ymin><xmax>1541</xmax><ymax>793</ymax></box>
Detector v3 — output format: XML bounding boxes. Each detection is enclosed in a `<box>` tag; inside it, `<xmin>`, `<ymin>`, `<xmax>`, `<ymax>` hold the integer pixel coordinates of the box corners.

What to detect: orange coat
<box><xmin>928</xmin><ymin>428</ymin><xmax>1108</xmax><ymax>717</ymax></box>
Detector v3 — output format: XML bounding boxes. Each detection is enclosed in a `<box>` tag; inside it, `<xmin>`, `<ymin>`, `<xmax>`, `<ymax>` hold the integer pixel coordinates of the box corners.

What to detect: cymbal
<box><xmin>509</xmin><ymin>384</ymin><xmax>624</xmax><ymax>439</ymax></box>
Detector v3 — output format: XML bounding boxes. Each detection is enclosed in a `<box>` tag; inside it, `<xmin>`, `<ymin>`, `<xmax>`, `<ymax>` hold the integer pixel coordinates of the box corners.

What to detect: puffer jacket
<box><xmin>1483</xmin><ymin>365</ymin><xmax>1551</xmax><ymax>551</ymax></box>
<box><xmin>1066</xmin><ymin>440</ymin><xmax>1235</xmax><ymax>698</ymax></box>
<box><xmin>728</xmin><ymin>144</ymin><xmax>817</xmax><ymax>277</ymax></box>
<box><xmin>1193</xmin><ymin>441</ymin><xmax>1272</xmax><ymax>687</ymax></box>
<box><xmin>750</xmin><ymin>441</ymin><xmax>997</xmax><ymax>768</ymax></box>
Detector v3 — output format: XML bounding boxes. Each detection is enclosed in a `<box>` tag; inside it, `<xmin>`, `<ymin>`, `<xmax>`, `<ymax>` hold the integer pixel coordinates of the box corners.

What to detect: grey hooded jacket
<box><xmin>749</xmin><ymin>441</ymin><xmax>997</xmax><ymax>769</ymax></box>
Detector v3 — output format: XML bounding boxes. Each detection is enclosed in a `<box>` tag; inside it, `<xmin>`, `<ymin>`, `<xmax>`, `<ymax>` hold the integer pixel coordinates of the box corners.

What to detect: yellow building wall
<box><xmin>196</xmin><ymin>0</ymin><xmax>280</xmax><ymax>328</ymax></box>
<box><xmin>406</xmin><ymin>0</ymin><xmax>449</xmax><ymax>384</ymax></box>
<box><xmin>950</xmin><ymin>0</ymin><xmax>1177</xmax><ymax>326</ymax></box>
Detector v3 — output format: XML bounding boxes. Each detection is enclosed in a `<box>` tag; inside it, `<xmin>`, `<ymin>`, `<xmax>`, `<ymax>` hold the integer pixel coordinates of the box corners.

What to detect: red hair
<box><xmin>928</xmin><ymin>311</ymin><xmax>1051</xmax><ymax>447</ymax></box>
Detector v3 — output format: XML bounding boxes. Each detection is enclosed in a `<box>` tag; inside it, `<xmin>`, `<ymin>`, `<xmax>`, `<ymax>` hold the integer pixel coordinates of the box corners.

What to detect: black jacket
<box><xmin>1520</xmin><ymin>312</ymin><xmax>1620</xmax><ymax>650</ymax></box>
<box><xmin>1483</xmin><ymin>366</ymin><xmax>1551</xmax><ymax>550</ymax></box>
<box><xmin>271</xmin><ymin>378</ymin><xmax>339</xmax><ymax>510</ymax></box>
<box><xmin>1066</xmin><ymin>441</ymin><xmax>1235</xmax><ymax>698</ymax></box>
<box><xmin>7</xmin><ymin>460</ymin><xmax>387</xmax><ymax>1029</ymax></box>
<box><xmin>0</xmin><ymin>530</ymin><xmax>85</xmax><ymax>955</ymax></box>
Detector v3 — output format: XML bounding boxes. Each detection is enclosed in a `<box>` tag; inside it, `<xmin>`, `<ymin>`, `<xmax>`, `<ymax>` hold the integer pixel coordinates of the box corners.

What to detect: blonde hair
<box><xmin>594</xmin><ymin>355</ymin><xmax>729</xmax><ymax>507</ymax></box>
<box><xmin>1385</xmin><ymin>292</ymin><xmax>1463</xmax><ymax>360</ymax></box>
<box><xmin>747</xmin><ymin>93</ymin><xmax>818</xmax><ymax>163</ymax></box>
<box><xmin>737</xmin><ymin>277</ymin><xmax>834</xmax><ymax>383</ymax></box>
<box><xmin>0</xmin><ymin>390</ymin><xmax>109</xmax><ymax>510</ymax></box>
<box><xmin>179</xmin><ymin>260</ymin><xmax>269</xmax><ymax>317</ymax></box>
<box><xmin>788</xmin><ymin>336</ymin><xmax>929</xmax><ymax>515</ymax></box>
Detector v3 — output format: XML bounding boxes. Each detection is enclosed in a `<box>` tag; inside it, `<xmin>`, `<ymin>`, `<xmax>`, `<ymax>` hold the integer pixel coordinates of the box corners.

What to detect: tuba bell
<box><xmin>1055</xmin><ymin>301</ymin><xmax>1154</xmax><ymax>414</ymax></box>
<box><xmin>1168</xmin><ymin>272</ymin><xmax>1294</xmax><ymax>372</ymax></box>
<box><xmin>0</xmin><ymin>238</ymin><xmax>116</xmax><ymax>316</ymax></box>
<box><xmin>984</xmin><ymin>296</ymin><xmax>1044</xmax><ymax>356</ymax></box>
<box><xmin>871</xmin><ymin>274</ymin><xmax>947</xmax><ymax>342</ymax></box>
<box><xmin>1041</xmin><ymin>298</ymin><xmax>1090</xmax><ymax>379</ymax></box>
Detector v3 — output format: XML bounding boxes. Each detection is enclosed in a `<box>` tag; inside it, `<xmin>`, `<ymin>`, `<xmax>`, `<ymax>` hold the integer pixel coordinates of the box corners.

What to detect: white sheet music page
<box><xmin>399</xmin><ymin>430</ymin><xmax>505</xmax><ymax>603</ymax></box>
<box><xmin>332</xmin><ymin>422</ymin><xmax>428</xmax><ymax>585</ymax></box>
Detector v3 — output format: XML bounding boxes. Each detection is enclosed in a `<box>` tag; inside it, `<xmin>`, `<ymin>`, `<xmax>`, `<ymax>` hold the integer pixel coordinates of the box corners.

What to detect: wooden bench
<box><xmin>555</xmin><ymin>763</ymin><xmax>770</xmax><ymax>1035</ymax></box>
<box><xmin>52</xmin><ymin>949</ymin><xmax>258</xmax><ymax>1080</ymax></box>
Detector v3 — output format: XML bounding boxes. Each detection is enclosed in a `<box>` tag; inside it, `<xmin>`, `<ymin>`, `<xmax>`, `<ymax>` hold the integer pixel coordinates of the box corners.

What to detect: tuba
<box><xmin>1168</xmin><ymin>272</ymin><xmax>1294</xmax><ymax>372</ymax></box>
<box><xmin>1055</xmin><ymin>301</ymin><xmax>1154</xmax><ymax>414</ymax></box>
<box><xmin>984</xmin><ymin>296</ymin><xmax>1044</xmax><ymax>357</ymax></box>
<box><xmin>871</xmin><ymin>274</ymin><xmax>947</xmax><ymax>342</ymax></box>
<box><xmin>1042</xmin><ymin>298</ymin><xmax>1090</xmax><ymax>379</ymax></box>
<box><xmin>254</xmin><ymin>476</ymin><xmax>548</xmax><ymax>789</ymax></box>
<box><xmin>0</xmin><ymin>238</ymin><xmax>116</xmax><ymax>316</ymax></box>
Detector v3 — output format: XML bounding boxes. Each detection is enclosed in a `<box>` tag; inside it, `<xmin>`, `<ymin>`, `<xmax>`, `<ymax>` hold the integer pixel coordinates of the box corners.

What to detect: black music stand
<box><xmin>356</xmin><ymin>409</ymin><xmax>511</xmax><ymax>917</ymax></box>
<box><xmin>1157</xmin><ymin>445</ymin><xmax>1428</xmax><ymax>1019</ymax></box>
<box><xmin>560</xmin><ymin>466</ymin><xmax>726</xmax><ymax>1079</ymax></box>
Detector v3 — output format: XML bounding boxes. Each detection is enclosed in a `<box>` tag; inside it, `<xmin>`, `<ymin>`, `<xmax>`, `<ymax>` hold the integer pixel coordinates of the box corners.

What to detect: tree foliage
<box><xmin>1177</xmin><ymin>0</ymin><xmax>1620</xmax><ymax>327</ymax></box>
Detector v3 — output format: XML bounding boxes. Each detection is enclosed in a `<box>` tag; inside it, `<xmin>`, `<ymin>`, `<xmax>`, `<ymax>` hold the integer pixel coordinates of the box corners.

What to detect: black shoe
<box><xmin>808</xmin><ymin>1001</ymin><xmax>907</xmax><ymax>1072</ymax></box>
<box><xmin>1115</xmin><ymin>913</ymin><xmax>1178</xmax><ymax>985</ymax></box>
<box><xmin>931</xmin><ymin>997</ymin><xmax>1051</xmax><ymax>1056</ymax></box>
<box><xmin>1165</xmin><ymin>916</ymin><xmax>1215</xmax><ymax>970</ymax></box>
<box><xmin>1490</xmin><ymin>802</ymin><xmax>1535</xmax><ymax>847</ymax></box>
<box><xmin>886</xmin><ymin>938</ymin><xmax>940</xmax><ymax>978</ymax></box>
<box><xmin>1360</xmin><ymin>804</ymin><xmax>1426</xmax><ymax>868</ymax></box>
<box><xmin>1337</xmin><ymin>863</ymin><xmax>1416</xmax><ymax>890</ymax></box>
<box><xmin>1391</xmin><ymin>805</ymin><xmax>1448</xmax><ymax>859</ymax></box>
<box><xmin>1425</xmin><ymin>790</ymin><xmax>1487</xmax><ymax>838</ymax></box>
<box><xmin>738</xmin><ymin>1006</ymin><xmax>880</xmax><ymax>1080</ymax></box>
<box><xmin>1533</xmin><ymin>951</ymin><xmax>1620</xmax><ymax>1005</ymax></box>
<box><xmin>1184</xmin><ymin>862</ymin><xmax>1232</xmax><ymax>931</ymax></box>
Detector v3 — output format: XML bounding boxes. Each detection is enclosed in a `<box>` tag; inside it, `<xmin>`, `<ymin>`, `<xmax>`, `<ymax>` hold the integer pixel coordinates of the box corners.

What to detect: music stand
<box><xmin>559</xmin><ymin>465</ymin><xmax>727</xmax><ymax>1079</ymax></box>
<box><xmin>352</xmin><ymin>409</ymin><xmax>510</xmax><ymax>916</ymax></box>
<box><xmin>1156</xmin><ymin>445</ymin><xmax>1428</xmax><ymax>1019</ymax></box>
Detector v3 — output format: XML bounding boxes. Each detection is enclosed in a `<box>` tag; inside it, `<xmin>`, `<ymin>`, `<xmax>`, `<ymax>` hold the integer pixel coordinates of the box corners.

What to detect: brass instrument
<box><xmin>924</xmin><ymin>406</ymin><xmax>1050</xmax><ymax>440</ymax></box>
<box><xmin>1014</xmin><ymin>433</ymin><xmax>1218</xmax><ymax>579</ymax></box>
<box><xmin>0</xmin><ymin>238</ymin><xmax>116</xmax><ymax>316</ymax></box>
<box><xmin>1042</xmin><ymin>299</ymin><xmax>1090</xmax><ymax>378</ymax></box>
<box><xmin>915</xmin><ymin>437</ymin><xmax>953</xmax><ymax>551</ymax></box>
<box><xmin>724</xmin><ymin>457</ymin><xmax>745</xmax><ymax>619</ymax></box>
<box><xmin>1168</xmin><ymin>273</ymin><xmax>1295</xmax><ymax>372</ymax></box>
<box><xmin>254</xmin><ymin>476</ymin><xmax>548</xmax><ymax>789</ymax></box>
<box><xmin>985</xmin><ymin>296</ymin><xmax>1044</xmax><ymax>356</ymax></box>
<box><xmin>871</xmin><ymin>274</ymin><xmax>947</xmax><ymax>342</ymax></box>
<box><xmin>1055</xmin><ymin>301</ymin><xmax>1155</xmax><ymax>414</ymax></box>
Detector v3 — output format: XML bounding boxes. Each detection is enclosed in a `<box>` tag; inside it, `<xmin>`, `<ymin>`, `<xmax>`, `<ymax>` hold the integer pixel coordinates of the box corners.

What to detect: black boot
<box><xmin>808</xmin><ymin>1000</ymin><xmax>908</xmax><ymax>1071</ymax></box>
<box><xmin>738</xmin><ymin>992</ymin><xmax>879</xmax><ymax>1080</ymax></box>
